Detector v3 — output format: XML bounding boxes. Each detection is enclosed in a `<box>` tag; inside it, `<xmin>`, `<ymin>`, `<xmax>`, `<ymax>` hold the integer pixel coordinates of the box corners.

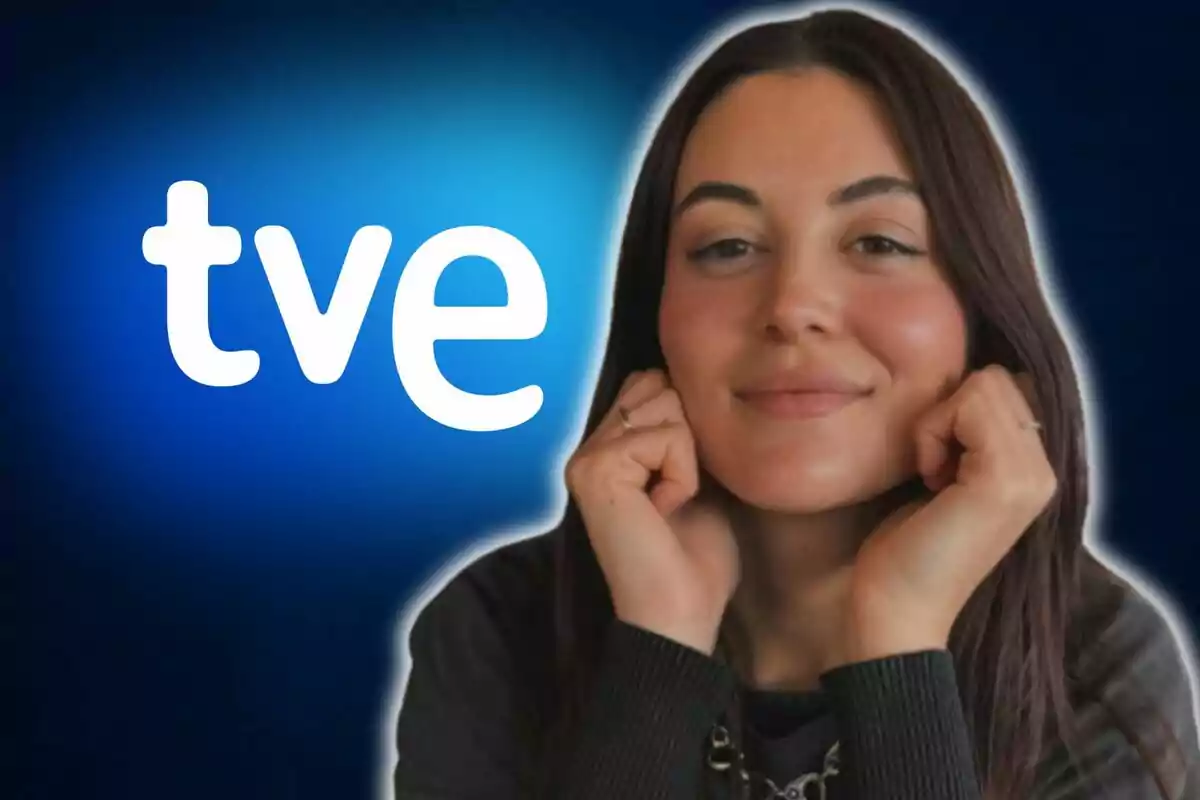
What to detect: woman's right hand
<box><xmin>565</xmin><ymin>369</ymin><xmax>740</xmax><ymax>655</ymax></box>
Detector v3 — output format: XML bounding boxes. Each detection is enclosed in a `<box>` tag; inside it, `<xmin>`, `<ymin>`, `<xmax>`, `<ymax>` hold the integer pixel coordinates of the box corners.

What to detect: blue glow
<box><xmin>15</xmin><ymin>23</ymin><xmax>644</xmax><ymax>555</ymax></box>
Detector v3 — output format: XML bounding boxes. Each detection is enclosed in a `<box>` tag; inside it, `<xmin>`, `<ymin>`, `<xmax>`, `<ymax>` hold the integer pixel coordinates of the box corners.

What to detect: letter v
<box><xmin>254</xmin><ymin>225</ymin><xmax>391</xmax><ymax>384</ymax></box>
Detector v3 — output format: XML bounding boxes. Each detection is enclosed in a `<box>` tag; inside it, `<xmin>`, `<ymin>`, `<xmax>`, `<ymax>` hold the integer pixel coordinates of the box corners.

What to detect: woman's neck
<box><xmin>721</xmin><ymin>485</ymin><xmax>913</xmax><ymax>692</ymax></box>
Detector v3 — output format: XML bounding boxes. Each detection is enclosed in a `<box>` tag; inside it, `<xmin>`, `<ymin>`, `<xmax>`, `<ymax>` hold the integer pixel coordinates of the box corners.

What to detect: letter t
<box><xmin>142</xmin><ymin>180</ymin><xmax>260</xmax><ymax>386</ymax></box>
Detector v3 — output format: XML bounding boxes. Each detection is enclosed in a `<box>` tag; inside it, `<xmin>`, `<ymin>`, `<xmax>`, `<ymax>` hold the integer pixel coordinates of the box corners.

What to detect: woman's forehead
<box><xmin>673</xmin><ymin>69</ymin><xmax>915</xmax><ymax>206</ymax></box>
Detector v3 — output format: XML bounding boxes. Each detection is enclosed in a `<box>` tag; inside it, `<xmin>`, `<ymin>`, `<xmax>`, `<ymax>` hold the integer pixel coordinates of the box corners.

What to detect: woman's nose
<box><xmin>759</xmin><ymin>257</ymin><xmax>844</xmax><ymax>343</ymax></box>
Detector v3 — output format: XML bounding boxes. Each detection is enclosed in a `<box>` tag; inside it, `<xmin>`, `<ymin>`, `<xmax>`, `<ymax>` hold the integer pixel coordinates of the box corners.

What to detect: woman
<box><xmin>391</xmin><ymin>7</ymin><xmax>1199</xmax><ymax>799</ymax></box>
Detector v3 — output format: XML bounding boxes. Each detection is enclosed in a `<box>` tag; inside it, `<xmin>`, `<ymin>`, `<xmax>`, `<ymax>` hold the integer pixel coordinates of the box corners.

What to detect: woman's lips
<box><xmin>735</xmin><ymin>389</ymin><xmax>871</xmax><ymax>418</ymax></box>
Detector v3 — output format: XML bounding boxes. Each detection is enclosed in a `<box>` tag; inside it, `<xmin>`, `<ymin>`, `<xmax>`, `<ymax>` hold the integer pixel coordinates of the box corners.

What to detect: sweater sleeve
<box><xmin>544</xmin><ymin>619</ymin><xmax>738</xmax><ymax>798</ymax></box>
<box><xmin>1029</xmin><ymin>591</ymin><xmax>1200</xmax><ymax>799</ymax></box>
<box><xmin>819</xmin><ymin>649</ymin><xmax>983</xmax><ymax>799</ymax></box>
<box><xmin>817</xmin><ymin>587</ymin><xmax>1200</xmax><ymax>800</ymax></box>
<box><xmin>392</xmin><ymin>566</ymin><xmax>737</xmax><ymax>800</ymax></box>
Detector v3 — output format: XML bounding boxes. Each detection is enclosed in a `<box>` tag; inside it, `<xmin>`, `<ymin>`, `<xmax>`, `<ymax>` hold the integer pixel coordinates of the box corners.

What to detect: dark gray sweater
<box><xmin>392</xmin><ymin>529</ymin><xmax>1199</xmax><ymax>799</ymax></box>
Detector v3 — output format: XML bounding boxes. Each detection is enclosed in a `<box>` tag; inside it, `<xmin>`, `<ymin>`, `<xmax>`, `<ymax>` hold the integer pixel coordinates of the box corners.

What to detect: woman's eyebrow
<box><xmin>828</xmin><ymin>174</ymin><xmax>920</xmax><ymax>205</ymax></box>
<box><xmin>672</xmin><ymin>175</ymin><xmax>921</xmax><ymax>219</ymax></box>
<box><xmin>672</xmin><ymin>181</ymin><xmax>762</xmax><ymax>219</ymax></box>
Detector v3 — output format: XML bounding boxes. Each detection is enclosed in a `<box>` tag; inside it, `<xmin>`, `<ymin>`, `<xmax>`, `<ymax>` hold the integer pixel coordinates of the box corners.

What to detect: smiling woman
<box><xmin>390</xmin><ymin>7</ymin><xmax>1199</xmax><ymax>800</ymax></box>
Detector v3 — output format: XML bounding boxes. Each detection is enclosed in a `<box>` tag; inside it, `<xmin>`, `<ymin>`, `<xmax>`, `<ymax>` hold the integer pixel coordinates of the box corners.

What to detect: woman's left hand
<box><xmin>823</xmin><ymin>364</ymin><xmax>1059</xmax><ymax>669</ymax></box>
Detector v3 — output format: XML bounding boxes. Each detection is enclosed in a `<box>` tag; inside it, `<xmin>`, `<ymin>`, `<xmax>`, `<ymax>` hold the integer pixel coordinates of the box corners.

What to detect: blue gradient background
<box><xmin>9</xmin><ymin>2</ymin><xmax>1199</xmax><ymax>799</ymax></box>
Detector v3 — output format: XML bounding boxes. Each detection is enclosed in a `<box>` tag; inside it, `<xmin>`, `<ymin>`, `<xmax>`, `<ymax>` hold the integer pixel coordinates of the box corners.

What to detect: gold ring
<box><xmin>617</xmin><ymin>405</ymin><xmax>635</xmax><ymax>430</ymax></box>
<box><xmin>1020</xmin><ymin>420</ymin><xmax>1043</xmax><ymax>432</ymax></box>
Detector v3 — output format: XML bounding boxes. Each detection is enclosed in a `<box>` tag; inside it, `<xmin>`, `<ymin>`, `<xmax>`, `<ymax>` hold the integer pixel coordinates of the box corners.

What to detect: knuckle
<box><xmin>620</xmin><ymin>369</ymin><xmax>663</xmax><ymax>400</ymax></box>
<box><xmin>636</xmin><ymin>368</ymin><xmax>665</xmax><ymax>387</ymax></box>
<box><xmin>566</xmin><ymin>446</ymin><xmax>603</xmax><ymax>480</ymax></box>
<box><xmin>568</xmin><ymin>448</ymin><xmax>625</xmax><ymax>493</ymax></box>
<box><xmin>564</xmin><ymin>454</ymin><xmax>588</xmax><ymax>486</ymax></box>
<box><xmin>961</xmin><ymin>370</ymin><xmax>987</xmax><ymax>393</ymax></box>
<box><xmin>981</xmin><ymin>365</ymin><xmax>1010</xmax><ymax>389</ymax></box>
<box><xmin>662</xmin><ymin>389</ymin><xmax>684</xmax><ymax>417</ymax></box>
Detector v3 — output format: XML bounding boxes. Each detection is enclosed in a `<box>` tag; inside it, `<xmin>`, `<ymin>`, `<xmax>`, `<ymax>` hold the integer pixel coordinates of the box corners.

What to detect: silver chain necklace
<box><xmin>706</xmin><ymin>722</ymin><xmax>841</xmax><ymax>800</ymax></box>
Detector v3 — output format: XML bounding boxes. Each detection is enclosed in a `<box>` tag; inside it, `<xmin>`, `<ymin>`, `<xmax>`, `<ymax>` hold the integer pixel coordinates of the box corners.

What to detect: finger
<box><xmin>571</xmin><ymin>421</ymin><xmax>689</xmax><ymax>503</ymax></box>
<box><xmin>650</xmin><ymin>477</ymin><xmax>694</xmax><ymax>517</ymax></box>
<box><xmin>950</xmin><ymin>369</ymin><xmax>1016</xmax><ymax>452</ymax></box>
<box><xmin>1013</xmin><ymin>372</ymin><xmax>1037</xmax><ymax>411</ymax></box>
<box><xmin>600</xmin><ymin>421</ymin><xmax>698</xmax><ymax>517</ymax></box>
<box><xmin>913</xmin><ymin>374</ymin><xmax>969</xmax><ymax>491</ymax></box>
<box><xmin>977</xmin><ymin>367</ymin><xmax>1044</xmax><ymax>455</ymax></box>
<box><xmin>598</xmin><ymin>388</ymin><xmax>684</xmax><ymax>442</ymax></box>
<box><xmin>945</xmin><ymin>369</ymin><xmax>1056</xmax><ymax>508</ymax></box>
<box><xmin>915</xmin><ymin>373</ymin><xmax>1004</xmax><ymax>491</ymax></box>
<box><xmin>913</xmin><ymin>387</ymin><xmax>967</xmax><ymax>491</ymax></box>
<box><xmin>976</xmin><ymin>365</ymin><xmax>1026</xmax><ymax>435</ymax></box>
<box><xmin>617</xmin><ymin>368</ymin><xmax>669</xmax><ymax>407</ymax></box>
<box><xmin>986</xmin><ymin>369</ymin><xmax>1058</xmax><ymax>506</ymax></box>
<box><xmin>1003</xmin><ymin>371</ymin><xmax>1040</xmax><ymax>429</ymax></box>
<box><xmin>978</xmin><ymin>365</ymin><xmax>1042</xmax><ymax>429</ymax></box>
<box><xmin>599</xmin><ymin>370</ymin><xmax>670</xmax><ymax>434</ymax></box>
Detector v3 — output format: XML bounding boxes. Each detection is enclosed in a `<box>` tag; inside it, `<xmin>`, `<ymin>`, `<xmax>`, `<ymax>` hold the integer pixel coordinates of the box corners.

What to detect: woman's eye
<box><xmin>688</xmin><ymin>238</ymin><xmax>756</xmax><ymax>262</ymax></box>
<box><xmin>852</xmin><ymin>235</ymin><xmax>922</xmax><ymax>257</ymax></box>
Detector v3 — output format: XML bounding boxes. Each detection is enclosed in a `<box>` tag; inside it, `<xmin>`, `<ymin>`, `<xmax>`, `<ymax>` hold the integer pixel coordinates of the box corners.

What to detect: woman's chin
<box><xmin>712</xmin><ymin>461</ymin><xmax>903</xmax><ymax>515</ymax></box>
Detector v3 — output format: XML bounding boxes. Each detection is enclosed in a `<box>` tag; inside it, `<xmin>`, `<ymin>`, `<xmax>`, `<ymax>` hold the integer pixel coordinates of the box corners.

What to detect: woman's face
<box><xmin>659</xmin><ymin>68</ymin><xmax>969</xmax><ymax>512</ymax></box>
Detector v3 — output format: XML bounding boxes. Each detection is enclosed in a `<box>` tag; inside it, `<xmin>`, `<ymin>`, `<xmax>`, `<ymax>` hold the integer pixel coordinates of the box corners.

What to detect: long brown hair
<box><xmin>544</xmin><ymin>8</ymin><xmax>1182</xmax><ymax>798</ymax></box>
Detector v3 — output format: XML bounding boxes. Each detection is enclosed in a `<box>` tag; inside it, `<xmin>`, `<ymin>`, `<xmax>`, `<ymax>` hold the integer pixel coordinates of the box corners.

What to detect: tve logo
<box><xmin>142</xmin><ymin>181</ymin><xmax>547</xmax><ymax>432</ymax></box>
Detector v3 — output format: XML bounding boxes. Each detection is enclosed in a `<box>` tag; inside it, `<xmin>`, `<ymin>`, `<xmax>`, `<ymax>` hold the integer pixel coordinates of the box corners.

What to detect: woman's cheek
<box><xmin>657</xmin><ymin>287</ymin><xmax>689</xmax><ymax>370</ymax></box>
<box><xmin>855</xmin><ymin>281</ymin><xmax>968</xmax><ymax>385</ymax></box>
<box><xmin>660</xmin><ymin>281</ymin><xmax>723</xmax><ymax>366</ymax></box>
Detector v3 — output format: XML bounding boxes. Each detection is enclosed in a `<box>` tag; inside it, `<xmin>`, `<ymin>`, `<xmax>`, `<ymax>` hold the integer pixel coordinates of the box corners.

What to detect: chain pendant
<box><xmin>706</xmin><ymin>724</ymin><xmax>840</xmax><ymax>800</ymax></box>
